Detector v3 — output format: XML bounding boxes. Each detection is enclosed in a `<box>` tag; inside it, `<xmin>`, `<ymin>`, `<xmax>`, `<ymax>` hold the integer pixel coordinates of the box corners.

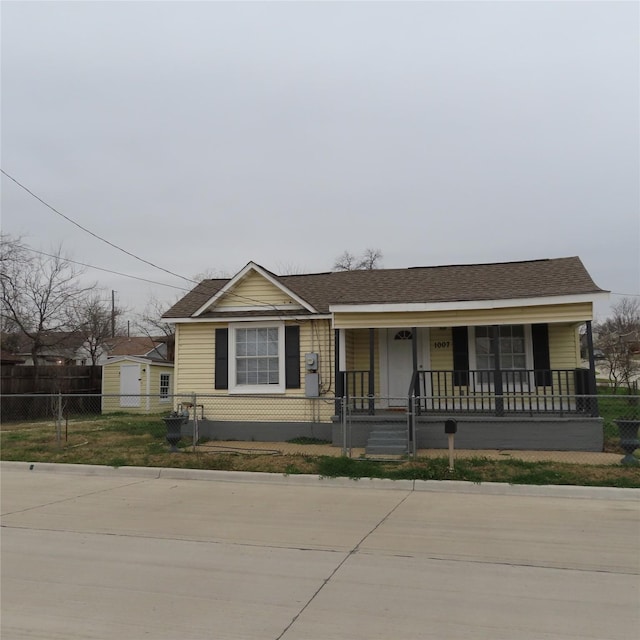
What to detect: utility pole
<box><xmin>111</xmin><ymin>290</ymin><xmax>116</xmax><ymax>338</ymax></box>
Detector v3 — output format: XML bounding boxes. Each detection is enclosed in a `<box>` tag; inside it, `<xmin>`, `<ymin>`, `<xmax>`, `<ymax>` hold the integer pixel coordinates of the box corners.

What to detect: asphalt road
<box><xmin>1</xmin><ymin>462</ymin><xmax>638</xmax><ymax>640</ymax></box>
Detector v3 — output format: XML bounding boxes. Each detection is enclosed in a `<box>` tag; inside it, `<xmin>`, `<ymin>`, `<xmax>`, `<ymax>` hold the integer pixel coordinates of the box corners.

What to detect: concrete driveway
<box><xmin>1</xmin><ymin>462</ymin><xmax>638</xmax><ymax>639</ymax></box>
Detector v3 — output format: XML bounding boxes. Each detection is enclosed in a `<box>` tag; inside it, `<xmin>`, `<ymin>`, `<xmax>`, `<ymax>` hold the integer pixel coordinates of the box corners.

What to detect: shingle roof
<box><xmin>108</xmin><ymin>336</ymin><xmax>163</xmax><ymax>357</ymax></box>
<box><xmin>163</xmin><ymin>257</ymin><xmax>606</xmax><ymax>319</ymax></box>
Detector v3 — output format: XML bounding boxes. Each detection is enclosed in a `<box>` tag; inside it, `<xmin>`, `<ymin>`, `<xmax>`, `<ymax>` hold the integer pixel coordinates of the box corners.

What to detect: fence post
<box><xmin>192</xmin><ymin>393</ymin><xmax>198</xmax><ymax>451</ymax></box>
<box><xmin>341</xmin><ymin>396</ymin><xmax>348</xmax><ymax>457</ymax></box>
<box><xmin>408</xmin><ymin>395</ymin><xmax>417</xmax><ymax>459</ymax></box>
<box><xmin>56</xmin><ymin>391</ymin><xmax>63</xmax><ymax>448</ymax></box>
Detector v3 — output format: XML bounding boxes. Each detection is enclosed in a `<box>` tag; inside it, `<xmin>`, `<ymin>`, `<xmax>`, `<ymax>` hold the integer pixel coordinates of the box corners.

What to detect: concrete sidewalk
<box><xmin>2</xmin><ymin>462</ymin><xmax>639</xmax><ymax>639</ymax></box>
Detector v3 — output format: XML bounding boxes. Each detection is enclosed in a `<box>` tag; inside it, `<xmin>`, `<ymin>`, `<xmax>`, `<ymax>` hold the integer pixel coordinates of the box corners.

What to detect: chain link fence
<box><xmin>1</xmin><ymin>392</ymin><xmax>638</xmax><ymax>466</ymax></box>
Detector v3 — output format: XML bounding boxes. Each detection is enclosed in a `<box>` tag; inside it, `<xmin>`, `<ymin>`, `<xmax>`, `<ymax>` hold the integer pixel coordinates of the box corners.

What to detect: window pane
<box><xmin>476</xmin><ymin>337</ymin><xmax>492</xmax><ymax>356</ymax></box>
<box><xmin>234</xmin><ymin>326</ymin><xmax>280</xmax><ymax>386</ymax></box>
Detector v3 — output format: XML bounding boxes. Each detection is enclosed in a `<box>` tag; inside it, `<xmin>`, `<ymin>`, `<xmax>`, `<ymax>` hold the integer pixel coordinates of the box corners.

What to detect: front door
<box><xmin>387</xmin><ymin>329</ymin><xmax>414</xmax><ymax>406</ymax></box>
<box><xmin>119</xmin><ymin>364</ymin><xmax>140</xmax><ymax>407</ymax></box>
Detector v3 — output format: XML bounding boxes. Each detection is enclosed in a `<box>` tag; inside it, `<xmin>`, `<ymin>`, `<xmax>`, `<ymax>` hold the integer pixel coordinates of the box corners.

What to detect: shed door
<box><xmin>120</xmin><ymin>364</ymin><xmax>140</xmax><ymax>407</ymax></box>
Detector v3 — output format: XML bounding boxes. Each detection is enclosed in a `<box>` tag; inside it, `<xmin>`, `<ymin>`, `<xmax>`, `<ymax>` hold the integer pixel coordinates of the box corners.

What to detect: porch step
<box><xmin>365</xmin><ymin>424</ymin><xmax>408</xmax><ymax>456</ymax></box>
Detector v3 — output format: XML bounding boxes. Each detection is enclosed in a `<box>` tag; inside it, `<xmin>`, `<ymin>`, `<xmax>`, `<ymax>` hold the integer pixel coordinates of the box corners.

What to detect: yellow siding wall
<box><xmin>349</xmin><ymin>329</ymin><xmax>381</xmax><ymax>395</ymax></box>
<box><xmin>301</xmin><ymin>319</ymin><xmax>334</xmax><ymax>397</ymax></box>
<box><xmin>428</xmin><ymin>327</ymin><xmax>453</xmax><ymax>370</ymax></box>
<box><xmin>548</xmin><ymin>323</ymin><xmax>581</xmax><ymax>369</ymax></box>
<box><xmin>334</xmin><ymin>302</ymin><xmax>593</xmax><ymax>329</ymax></box>
<box><xmin>102</xmin><ymin>361</ymin><xmax>120</xmax><ymax>400</ymax></box>
<box><xmin>174</xmin><ymin>323</ymin><xmax>215</xmax><ymax>394</ymax></box>
<box><xmin>214</xmin><ymin>271</ymin><xmax>303</xmax><ymax>309</ymax></box>
<box><xmin>198</xmin><ymin>396</ymin><xmax>336</xmax><ymax>423</ymax></box>
<box><xmin>147</xmin><ymin>366</ymin><xmax>174</xmax><ymax>414</ymax></box>
<box><xmin>173</xmin><ymin>319</ymin><xmax>335</xmax><ymax>422</ymax></box>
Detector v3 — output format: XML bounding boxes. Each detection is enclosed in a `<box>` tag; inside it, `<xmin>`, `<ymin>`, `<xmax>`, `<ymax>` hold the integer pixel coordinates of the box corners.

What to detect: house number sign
<box><xmin>433</xmin><ymin>341</ymin><xmax>450</xmax><ymax>349</ymax></box>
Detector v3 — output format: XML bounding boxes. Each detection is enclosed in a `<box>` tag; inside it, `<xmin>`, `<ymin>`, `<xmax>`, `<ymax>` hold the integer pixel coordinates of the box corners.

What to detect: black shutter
<box><xmin>214</xmin><ymin>328</ymin><xmax>228</xmax><ymax>389</ymax></box>
<box><xmin>285</xmin><ymin>325</ymin><xmax>300</xmax><ymax>389</ymax></box>
<box><xmin>452</xmin><ymin>326</ymin><xmax>470</xmax><ymax>386</ymax></box>
<box><xmin>531</xmin><ymin>323</ymin><xmax>551</xmax><ymax>386</ymax></box>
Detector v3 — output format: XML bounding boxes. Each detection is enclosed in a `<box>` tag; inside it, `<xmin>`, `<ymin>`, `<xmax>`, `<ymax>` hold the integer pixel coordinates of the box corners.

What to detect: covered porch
<box><xmin>333</xmin><ymin>317</ymin><xmax>600</xmax><ymax>419</ymax></box>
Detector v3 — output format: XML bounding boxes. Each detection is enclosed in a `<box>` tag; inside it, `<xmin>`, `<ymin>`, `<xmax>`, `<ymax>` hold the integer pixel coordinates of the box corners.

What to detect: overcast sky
<box><xmin>2</xmin><ymin>1</ymin><xmax>638</xmax><ymax>323</ymax></box>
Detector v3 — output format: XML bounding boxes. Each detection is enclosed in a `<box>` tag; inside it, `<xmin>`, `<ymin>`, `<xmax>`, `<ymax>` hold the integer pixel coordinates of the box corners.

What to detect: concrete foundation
<box><xmin>182</xmin><ymin>415</ymin><xmax>604</xmax><ymax>452</ymax></box>
<box><xmin>342</xmin><ymin>416</ymin><xmax>604</xmax><ymax>452</ymax></box>
<box><xmin>182</xmin><ymin>419</ymin><xmax>332</xmax><ymax>443</ymax></box>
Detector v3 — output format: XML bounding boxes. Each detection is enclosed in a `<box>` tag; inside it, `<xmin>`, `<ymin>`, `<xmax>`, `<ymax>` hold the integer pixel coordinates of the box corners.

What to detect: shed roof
<box><xmin>163</xmin><ymin>257</ymin><xmax>606</xmax><ymax>319</ymax></box>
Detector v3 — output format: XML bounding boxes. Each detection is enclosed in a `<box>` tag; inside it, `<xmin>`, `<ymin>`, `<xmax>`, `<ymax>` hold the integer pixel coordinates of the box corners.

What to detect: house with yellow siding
<box><xmin>163</xmin><ymin>257</ymin><xmax>608</xmax><ymax>452</ymax></box>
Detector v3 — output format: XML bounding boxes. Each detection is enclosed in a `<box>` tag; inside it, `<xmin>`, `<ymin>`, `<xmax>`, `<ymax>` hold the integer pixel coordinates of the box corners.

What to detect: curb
<box><xmin>2</xmin><ymin>460</ymin><xmax>639</xmax><ymax>501</ymax></box>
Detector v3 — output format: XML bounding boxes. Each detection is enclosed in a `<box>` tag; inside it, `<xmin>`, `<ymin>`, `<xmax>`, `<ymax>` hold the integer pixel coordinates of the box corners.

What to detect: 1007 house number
<box><xmin>433</xmin><ymin>341</ymin><xmax>450</xmax><ymax>349</ymax></box>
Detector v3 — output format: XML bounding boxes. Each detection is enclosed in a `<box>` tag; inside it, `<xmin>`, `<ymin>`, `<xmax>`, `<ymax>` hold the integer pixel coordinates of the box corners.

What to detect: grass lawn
<box><xmin>1</xmin><ymin>412</ymin><xmax>639</xmax><ymax>488</ymax></box>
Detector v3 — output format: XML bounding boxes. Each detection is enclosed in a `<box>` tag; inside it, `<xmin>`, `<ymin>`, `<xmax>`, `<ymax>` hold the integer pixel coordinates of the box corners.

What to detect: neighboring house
<box><xmin>12</xmin><ymin>334</ymin><xmax>167</xmax><ymax>366</ymax></box>
<box><xmin>13</xmin><ymin>332</ymin><xmax>89</xmax><ymax>366</ymax></box>
<box><xmin>163</xmin><ymin>257</ymin><xmax>608</xmax><ymax>451</ymax></box>
<box><xmin>102</xmin><ymin>356</ymin><xmax>174</xmax><ymax>414</ymax></box>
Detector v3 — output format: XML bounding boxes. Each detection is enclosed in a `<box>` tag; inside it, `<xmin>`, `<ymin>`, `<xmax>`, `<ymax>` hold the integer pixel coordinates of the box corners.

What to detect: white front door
<box><xmin>387</xmin><ymin>329</ymin><xmax>415</xmax><ymax>405</ymax></box>
<box><xmin>120</xmin><ymin>364</ymin><xmax>140</xmax><ymax>407</ymax></box>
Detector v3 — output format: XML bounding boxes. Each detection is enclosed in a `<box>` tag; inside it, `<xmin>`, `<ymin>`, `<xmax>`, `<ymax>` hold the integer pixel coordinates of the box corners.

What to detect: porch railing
<box><xmin>344</xmin><ymin>370</ymin><xmax>375</xmax><ymax>414</ymax></box>
<box><xmin>410</xmin><ymin>368</ymin><xmax>597</xmax><ymax>416</ymax></box>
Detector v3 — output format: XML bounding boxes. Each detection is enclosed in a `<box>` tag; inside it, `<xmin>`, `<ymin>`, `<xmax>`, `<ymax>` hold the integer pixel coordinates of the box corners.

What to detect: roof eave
<box><xmin>330</xmin><ymin>292</ymin><xmax>609</xmax><ymax>314</ymax></box>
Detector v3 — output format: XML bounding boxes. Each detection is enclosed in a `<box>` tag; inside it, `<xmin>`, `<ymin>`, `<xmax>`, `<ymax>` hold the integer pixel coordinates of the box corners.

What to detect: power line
<box><xmin>1</xmin><ymin>169</ymin><xmax>310</xmax><ymax>315</ymax></box>
<box><xmin>24</xmin><ymin>247</ymin><xmax>191</xmax><ymax>292</ymax></box>
<box><xmin>1</xmin><ymin>168</ymin><xmax>198</xmax><ymax>285</ymax></box>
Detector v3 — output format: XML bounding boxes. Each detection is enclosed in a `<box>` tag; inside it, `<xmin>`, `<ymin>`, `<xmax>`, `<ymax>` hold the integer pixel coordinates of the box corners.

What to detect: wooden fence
<box><xmin>1</xmin><ymin>365</ymin><xmax>102</xmax><ymax>395</ymax></box>
<box><xmin>1</xmin><ymin>366</ymin><xmax>102</xmax><ymax>421</ymax></box>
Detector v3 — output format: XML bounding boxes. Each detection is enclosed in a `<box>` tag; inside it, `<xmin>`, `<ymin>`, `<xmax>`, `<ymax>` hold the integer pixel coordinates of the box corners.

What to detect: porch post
<box><xmin>334</xmin><ymin>329</ymin><xmax>344</xmax><ymax>418</ymax></box>
<box><xmin>412</xmin><ymin>327</ymin><xmax>419</xmax><ymax>396</ymax></box>
<box><xmin>368</xmin><ymin>328</ymin><xmax>375</xmax><ymax>415</ymax></box>
<box><xmin>585</xmin><ymin>320</ymin><xmax>599</xmax><ymax>417</ymax></box>
<box><xmin>491</xmin><ymin>325</ymin><xmax>504</xmax><ymax>416</ymax></box>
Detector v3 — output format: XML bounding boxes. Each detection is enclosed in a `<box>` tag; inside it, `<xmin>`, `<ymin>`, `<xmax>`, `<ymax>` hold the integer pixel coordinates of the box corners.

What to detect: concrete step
<box><xmin>366</xmin><ymin>436</ymin><xmax>407</xmax><ymax>446</ymax></box>
<box><xmin>365</xmin><ymin>423</ymin><xmax>409</xmax><ymax>455</ymax></box>
<box><xmin>365</xmin><ymin>444</ymin><xmax>408</xmax><ymax>455</ymax></box>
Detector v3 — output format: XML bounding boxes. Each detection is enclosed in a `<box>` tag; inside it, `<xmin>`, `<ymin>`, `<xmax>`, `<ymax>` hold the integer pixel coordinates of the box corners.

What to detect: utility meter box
<box><xmin>305</xmin><ymin>352</ymin><xmax>318</xmax><ymax>372</ymax></box>
<box><xmin>305</xmin><ymin>373</ymin><xmax>320</xmax><ymax>397</ymax></box>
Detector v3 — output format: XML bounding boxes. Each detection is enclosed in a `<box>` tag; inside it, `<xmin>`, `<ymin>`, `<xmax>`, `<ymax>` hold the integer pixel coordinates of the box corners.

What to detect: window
<box><xmin>160</xmin><ymin>373</ymin><xmax>171</xmax><ymax>400</ymax></box>
<box><xmin>229</xmin><ymin>323</ymin><xmax>285</xmax><ymax>393</ymax></box>
<box><xmin>475</xmin><ymin>325</ymin><xmax>527</xmax><ymax>371</ymax></box>
<box><xmin>471</xmin><ymin>325</ymin><xmax>532</xmax><ymax>389</ymax></box>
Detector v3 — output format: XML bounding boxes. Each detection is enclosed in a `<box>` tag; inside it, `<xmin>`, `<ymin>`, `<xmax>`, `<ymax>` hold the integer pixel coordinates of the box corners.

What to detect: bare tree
<box><xmin>136</xmin><ymin>295</ymin><xmax>176</xmax><ymax>360</ymax></box>
<box><xmin>192</xmin><ymin>267</ymin><xmax>230</xmax><ymax>281</ymax></box>
<box><xmin>0</xmin><ymin>234</ymin><xmax>96</xmax><ymax>368</ymax></box>
<box><xmin>275</xmin><ymin>262</ymin><xmax>308</xmax><ymax>275</ymax></box>
<box><xmin>358</xmin><ymin>248</ymin><xmax>383</xmax><ymax>270</ymax></box>
<box><xmin>72</xmin><ymin>294</ymin><xmax>126</xmax><ymax>365</ymax></box>
<box><xmin>595</xmin><ymin>297</ymin><xmax>640</xmax><ymax>391</ymax></box>
<box><xmin>333</xmin><ymin>248</ymin><xmax>383</xmax><ymax>271</ymax></box>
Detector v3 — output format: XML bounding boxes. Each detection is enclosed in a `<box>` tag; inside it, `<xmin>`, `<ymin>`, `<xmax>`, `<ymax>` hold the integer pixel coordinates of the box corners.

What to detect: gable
<box><xmin>214</xmin><ymin>270</ymin><xmax>304</xmax><ymax>311</ymax></box>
